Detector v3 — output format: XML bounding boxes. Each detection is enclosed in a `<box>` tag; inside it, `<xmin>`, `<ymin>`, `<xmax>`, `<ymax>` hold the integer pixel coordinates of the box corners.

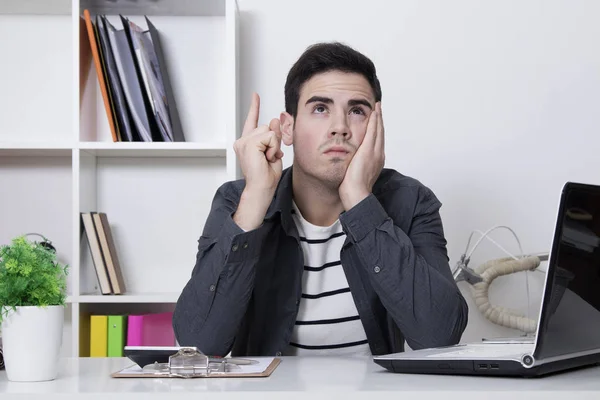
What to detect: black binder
<box><xmin>103</xmin><ymin>16</ymin><xmax>153</xmax><ymax>141</ymax></box>
<box><xmin>96</xmin><ymin>15</ymin><xmax>137</xmax><ymax>142</ymax></box>
<box><xmin>145</xmin><ymin>16</ymin><xmax>185</xmax><ymax>142</ymax></box>
<box><xmin>90</xmin><ymin>14</ymin><xmax>186</xmax><ymax>142</ymax></box>
<box><xmin>120</xmin><ymin>15</ymin><xmax>163</xmax><ymax>142</ymax></box>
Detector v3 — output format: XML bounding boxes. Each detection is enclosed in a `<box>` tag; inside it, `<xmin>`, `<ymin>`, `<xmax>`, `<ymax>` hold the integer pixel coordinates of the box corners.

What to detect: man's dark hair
<box><xmin>284</xmin><ymin>42</ymin><xmax>382</xmax><ymax>118</ymax></box>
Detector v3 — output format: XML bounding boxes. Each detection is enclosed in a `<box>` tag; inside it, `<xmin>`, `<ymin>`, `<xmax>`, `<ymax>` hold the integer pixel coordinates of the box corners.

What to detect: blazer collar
<box><xmin>264</xmin><ymin>166</ymin><xmax>297</xmax><ymax>238</ymax></box>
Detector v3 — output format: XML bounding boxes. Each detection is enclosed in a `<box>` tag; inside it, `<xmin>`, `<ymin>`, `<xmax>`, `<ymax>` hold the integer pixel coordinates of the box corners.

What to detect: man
<box><xmin>173</xmin><ymin>42</ymin><xmax>468</xmax><ymax>357</ymax></box>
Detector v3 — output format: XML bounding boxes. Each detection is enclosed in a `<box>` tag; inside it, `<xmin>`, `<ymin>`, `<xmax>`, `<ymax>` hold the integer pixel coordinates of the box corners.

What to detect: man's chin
<box><xmin>294</xmin><ymin>160</ymin><xmax>347</xmax><ymax>189</ymax></box>
<box><xmin>321</xmin><ymin>166</ymin><xmax>347</xmax><ymax>189</ymax></box>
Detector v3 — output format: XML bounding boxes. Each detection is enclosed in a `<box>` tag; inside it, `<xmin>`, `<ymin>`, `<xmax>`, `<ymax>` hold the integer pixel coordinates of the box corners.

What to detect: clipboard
<box><xmin>111</xmin><ymin>347</ymin><xmax>281</xmax><ymax>379</ymax></box>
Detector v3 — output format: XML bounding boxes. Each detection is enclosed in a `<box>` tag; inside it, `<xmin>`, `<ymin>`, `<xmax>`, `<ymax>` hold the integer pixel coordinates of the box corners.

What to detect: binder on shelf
<box><xmin>107</xmin><ymin>315</ymin><xmax>127</xmax><ymax>357</ymax></box>
<box><xmin>82</xmin><ymin>10</ymin><xmax>121</xmax><ymax>142</ymax></box>
<box><xmin>81</xmin><ymin>212</ymin><xmax>113</xmax><ymax>295</ymax></box>
<box><xmin>145</xmin><ymin>16</ymin><xmax>186</xmax><ymax>142</ymax></box>
<box><xmin>92</xmin><ymin>212</ymin><xmax>126</xmax><ymax>294</ymax></box>
<box><xmin>82</xmin><ymin>10</ymin><xmax>185</xmax><ymax>142</ymax></box>
<box><xmin>104</xmin><ymin>16</ymin><xmax>153</xmax><ymax>142</ymax></box>
<box><xmin>90</xmin><ymin>315</ymin><xmax>108</xmax><ymax>357</ymax></box>
<box><xmin>122</xmin><ymin>16</ymin><xmax>172</xmax><ymax>142</ymax></box>
<box><xmin>96</xmin><ymin>14</ymin><xmax>137</xmax><ymax>142</ymax></box>
<box><xmin>127</xmin><ymin>312</ymin><xmax>175</xmax><ymax>347</ymax></box>
<box><xmin>79</xmin><ymin>17</ymin><xmax>92</xmax><ymax>104</ymax></box>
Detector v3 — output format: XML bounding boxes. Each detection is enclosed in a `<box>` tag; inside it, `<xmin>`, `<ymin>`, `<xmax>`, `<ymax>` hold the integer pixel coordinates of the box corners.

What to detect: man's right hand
<box><xmin>232</xmin><ymin>93</ymin><xmax>284</xmax><ymax>231</ymax></box>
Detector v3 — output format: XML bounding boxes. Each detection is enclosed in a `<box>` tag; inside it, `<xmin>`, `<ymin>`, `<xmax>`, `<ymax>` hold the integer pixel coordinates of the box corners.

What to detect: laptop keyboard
<box><xmin>425</xmin><ymin>344</ymin><xmax>534</xmax><ymax>358</ymax></box>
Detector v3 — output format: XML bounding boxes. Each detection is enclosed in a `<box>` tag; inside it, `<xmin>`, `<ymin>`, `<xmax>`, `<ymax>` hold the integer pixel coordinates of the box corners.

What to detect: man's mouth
<box><xmin>324</xmin><ymin>146</ymin><xmax>351</xmax><ymax>155</ymax></box>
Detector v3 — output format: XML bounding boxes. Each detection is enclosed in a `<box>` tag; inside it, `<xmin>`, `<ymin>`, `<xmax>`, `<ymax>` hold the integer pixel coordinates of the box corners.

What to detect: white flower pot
<box><xmin>1</xmin><ymin>305</ymin><xmax>64</xmax><ymax>382</ymax></box>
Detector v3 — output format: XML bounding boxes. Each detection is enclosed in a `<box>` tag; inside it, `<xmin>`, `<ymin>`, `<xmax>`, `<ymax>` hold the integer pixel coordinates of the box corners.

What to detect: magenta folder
<box><xmin>126</xmin><ymin>312</ymin><xmax>175</xmax><ymax>346</ymax></box>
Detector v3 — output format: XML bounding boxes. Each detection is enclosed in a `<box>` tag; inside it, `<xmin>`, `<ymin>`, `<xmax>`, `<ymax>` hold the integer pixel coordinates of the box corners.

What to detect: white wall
<box><xmin>236</xmin><ymin>0</ymin><xmax>600</xmax><ymax>343</ymax></box>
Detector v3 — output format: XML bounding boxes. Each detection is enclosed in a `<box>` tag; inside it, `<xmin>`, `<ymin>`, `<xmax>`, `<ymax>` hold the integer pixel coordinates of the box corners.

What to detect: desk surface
<box><xmin>1</xmin><ymin>356</ymin><xmax>600</xmax><ymax>399</ymax></box>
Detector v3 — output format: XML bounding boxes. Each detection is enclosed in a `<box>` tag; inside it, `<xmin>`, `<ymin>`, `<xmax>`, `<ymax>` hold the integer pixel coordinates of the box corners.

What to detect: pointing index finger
<box><xmin>242</xmin><ymin>93</ymin><xmax>260</xmax><ymax>136</ymax></box>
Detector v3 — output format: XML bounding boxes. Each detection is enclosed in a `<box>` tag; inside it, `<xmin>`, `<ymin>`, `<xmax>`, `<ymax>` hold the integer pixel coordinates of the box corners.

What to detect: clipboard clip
<box><xmin>141</xmin><ymin>347</ymin><xmax>241</xmax><ymax>378</ymax></box>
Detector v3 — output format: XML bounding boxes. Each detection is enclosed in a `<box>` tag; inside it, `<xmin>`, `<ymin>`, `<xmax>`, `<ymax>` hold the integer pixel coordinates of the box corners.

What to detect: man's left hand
<box><xmin>339</xmin><ymin>102</ymin><xmax>385</xmax><ymax>210</ymax></box>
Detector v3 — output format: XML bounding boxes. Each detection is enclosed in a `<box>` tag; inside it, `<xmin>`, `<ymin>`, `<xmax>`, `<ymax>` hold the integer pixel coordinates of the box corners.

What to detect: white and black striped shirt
<box><xmin>286</xmin><ymin>202</ymin><xmax>371</xmax><ymax>356</ymax></box>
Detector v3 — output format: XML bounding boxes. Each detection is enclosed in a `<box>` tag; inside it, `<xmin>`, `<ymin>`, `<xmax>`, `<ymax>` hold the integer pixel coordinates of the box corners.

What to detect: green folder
<box><xmin>107</xmin><ymin>315</ymin><xmax>127</xmax><ymax>357</ymax></box>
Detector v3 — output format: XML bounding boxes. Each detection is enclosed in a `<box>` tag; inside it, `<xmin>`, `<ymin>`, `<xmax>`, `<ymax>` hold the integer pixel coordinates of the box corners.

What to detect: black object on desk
<box><xmin>124</xmin><ymin>346</ymin><xmax>182</xmax><ymax>368</ymax></box>
<box><xmin>124</xmin><ymin>346</ymin><xmax>257</xmax><ymax>369</ymax></box>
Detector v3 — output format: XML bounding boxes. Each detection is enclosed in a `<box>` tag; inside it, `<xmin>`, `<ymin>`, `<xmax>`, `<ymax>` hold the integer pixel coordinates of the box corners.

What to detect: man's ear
<box><xmin>280</xmin><ymin>112</ymin><xmax>294</xmax><ymax>146</ymax></box>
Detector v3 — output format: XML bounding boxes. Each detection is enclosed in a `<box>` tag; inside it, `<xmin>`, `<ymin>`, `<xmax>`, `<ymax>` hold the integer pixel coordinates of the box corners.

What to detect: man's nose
<box><xmin>327</xmin><ymin>113</ymin><xmax>351</xmax><ymax>139</ymax></box>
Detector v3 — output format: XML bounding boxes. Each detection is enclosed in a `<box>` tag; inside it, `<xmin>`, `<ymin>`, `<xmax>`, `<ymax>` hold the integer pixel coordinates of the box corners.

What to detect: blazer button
<box><xmin>276</xmin><ymin>351</ymin><xmax>282</xmax><ymax>356</ymax></box>
<box><xmin>209</xmin><ymin>284</ymin><xmax>216</xmax><ymax>292</ymax></box>
<box><xmin>373</xmin><ymin>265</ymin><xmax>381</xmax><ymax>273</ymax></box>
<box><xmin>232</xmin><ymin>244</ymin><xmax>239</xmax><ymax>252</ymax></box>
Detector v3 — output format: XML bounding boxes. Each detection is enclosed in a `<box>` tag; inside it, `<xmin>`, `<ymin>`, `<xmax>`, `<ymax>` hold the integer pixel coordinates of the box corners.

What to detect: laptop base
<box><xmin>375</xmin><ymin>352</ymin><xmax>600</xmax><ymax>378</ymax></box>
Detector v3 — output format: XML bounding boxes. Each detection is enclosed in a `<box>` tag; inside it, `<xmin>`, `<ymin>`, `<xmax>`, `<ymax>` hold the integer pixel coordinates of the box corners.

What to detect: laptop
<box><xmin>374</xmin><ymin>182</ymin><xmax>600</xmax><ymax>377</ymax></box>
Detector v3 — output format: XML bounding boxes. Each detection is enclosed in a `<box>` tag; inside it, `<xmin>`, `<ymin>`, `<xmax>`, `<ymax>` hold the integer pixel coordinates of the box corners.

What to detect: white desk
<box><xmin>1</xmin><ymin>356</ymin><xmax>600</xmax><ymax>399</ymax></box>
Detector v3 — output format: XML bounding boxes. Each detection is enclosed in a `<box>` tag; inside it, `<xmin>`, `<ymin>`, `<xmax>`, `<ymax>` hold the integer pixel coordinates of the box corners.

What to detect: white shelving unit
<box><xmin>0</xmin><ymin>0</ymin><xmax>240</xmax><ymax>357</ymax></box>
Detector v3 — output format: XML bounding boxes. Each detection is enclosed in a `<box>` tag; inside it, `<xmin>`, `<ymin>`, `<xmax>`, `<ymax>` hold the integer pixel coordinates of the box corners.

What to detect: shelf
<box><xmin>79</xmin><ymin>14</ymin><xmax>230</xmax><ymax>144</ymax></box>
<box><xmin>2</xmin><ymin>0</ymin><xmax>239</xmax><ymax>358</ymax></box>
<box><xmin>74</xmin><ymin>292</ymin><xmax>180</xmax><ymax>303</ymax></box>
<box><xmin>0</xmin><ymin>0</ymin><xmax>71</xmax><ymax>15</ymax></box>
<box><xmin>80</xmin><ymin>0</ymin><xmax>226</xmax><ymax>17</ymax></box>
<box><xmin>0</xmin><ymin>14</ymin><xmax>73</xmax><ymax>142</ymax></box>
<box><xmin>78</xmin><ymin>142</ymin><xmax>228</xmax><ymax>157</ymax></box>
<box><xmin>0</xmin><ymin>142</ymin><xmax>228</xmax><ymax>157</ymax></box>
<box><xmin>0</xmin><ymin>142</ymin><xmax>74</xmax><ymax>156</ymax></box>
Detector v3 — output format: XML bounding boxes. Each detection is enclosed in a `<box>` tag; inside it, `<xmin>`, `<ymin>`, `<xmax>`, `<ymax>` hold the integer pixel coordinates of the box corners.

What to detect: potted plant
<box><xmin>0</xmin><ymin>235</ymin><xmax>68</xmax><ymax>382</ymax></box>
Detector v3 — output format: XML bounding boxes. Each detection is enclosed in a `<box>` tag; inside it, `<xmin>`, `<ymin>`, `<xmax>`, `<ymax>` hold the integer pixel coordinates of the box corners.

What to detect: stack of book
<box><xmin>90</xmin><ymin>312</ymin><xmax>175</xmax><ymax>357</ymax></box>
<box><xmin>83</xmin><ymin>10</ymin><xmax>185</xmax><ymax>142</ymax></box>
<box><xmin>81</xmin><ymin>212</ymin><xmax>126</xmax><ymax>295</ymax></box>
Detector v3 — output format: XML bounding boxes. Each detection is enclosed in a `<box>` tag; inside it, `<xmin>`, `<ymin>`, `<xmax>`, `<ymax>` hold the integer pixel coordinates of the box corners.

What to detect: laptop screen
<box><xmin>533</xmin><ymin>183</ymin><xmax>600</xmax><ymax>361</ymax></box>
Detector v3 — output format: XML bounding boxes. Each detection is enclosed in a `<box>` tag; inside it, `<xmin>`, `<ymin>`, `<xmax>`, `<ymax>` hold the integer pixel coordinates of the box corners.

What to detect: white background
<box><xmin>235</xmin><ymin>0</ymin><xmax>600</xmax><ymax>343</ymax></box>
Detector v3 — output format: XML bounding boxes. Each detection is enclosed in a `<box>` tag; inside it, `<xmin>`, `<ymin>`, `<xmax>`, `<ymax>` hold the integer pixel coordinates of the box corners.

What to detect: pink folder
<box><xmin>126</xmin><ymin>312</ymin><xmax>175</xmax><ymax>346</ymax></box>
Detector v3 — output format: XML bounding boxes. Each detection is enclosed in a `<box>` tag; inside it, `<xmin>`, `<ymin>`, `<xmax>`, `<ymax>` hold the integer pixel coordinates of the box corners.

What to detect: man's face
<box><xmin>282</xmin><ymin>71</ymin><xmax>376</xmax><ymax>189</ymax></box>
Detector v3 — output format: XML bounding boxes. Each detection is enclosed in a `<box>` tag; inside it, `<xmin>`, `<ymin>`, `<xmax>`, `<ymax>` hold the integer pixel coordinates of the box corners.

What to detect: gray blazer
<box><xmin>173</xmin><ymin>166</ymin><xmax>468</xmax><ymax>357</ymax></box>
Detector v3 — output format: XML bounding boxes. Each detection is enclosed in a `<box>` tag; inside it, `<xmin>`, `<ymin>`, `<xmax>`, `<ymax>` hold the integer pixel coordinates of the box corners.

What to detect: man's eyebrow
<box><xmin>305</xmin><ymin>96</ymin><xmax>373</xmax><ymax>110</ymax></box>
<box><xmin>348</xmin><ymin>99</ymin><xmax>373</xmax><ymax>109</ymax></box>
<box><xmin>305</xmin><ymin>96</ymin><xmax>333</xmax><ymax>105</ymax></box>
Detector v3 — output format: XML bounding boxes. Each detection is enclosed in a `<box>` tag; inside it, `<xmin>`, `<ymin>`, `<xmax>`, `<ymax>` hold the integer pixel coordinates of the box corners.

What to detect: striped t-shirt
<box><xmin>286</xmin><ymin>201</ymin><xmax>371</xmax><ymax>356</ymax></box>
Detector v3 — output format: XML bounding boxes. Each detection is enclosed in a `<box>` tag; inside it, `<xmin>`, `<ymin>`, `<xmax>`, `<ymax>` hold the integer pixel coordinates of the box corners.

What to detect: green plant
<box><xmin>0</xmin><ymin>235</ymin><xmax>69</xmax><ymax>323</ymax></box>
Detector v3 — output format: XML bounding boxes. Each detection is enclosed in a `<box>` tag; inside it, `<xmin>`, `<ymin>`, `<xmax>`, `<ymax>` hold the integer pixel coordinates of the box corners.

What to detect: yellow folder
<box><xmin>90</xmin><ymin>315</ymin><xmax>108</xmax><ymax>357</ymax></box>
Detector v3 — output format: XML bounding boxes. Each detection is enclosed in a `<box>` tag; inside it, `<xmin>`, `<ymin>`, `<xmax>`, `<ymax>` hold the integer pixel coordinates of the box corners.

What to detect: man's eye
<box><xmin>350</xmin><ymin>107</ymin><xmax>365</xmax><ymax>115</ymax></box>
<box><xmin>314</xmin><ymin>105</ymin><xmax>327</xmax><ymax>113</ymax></box>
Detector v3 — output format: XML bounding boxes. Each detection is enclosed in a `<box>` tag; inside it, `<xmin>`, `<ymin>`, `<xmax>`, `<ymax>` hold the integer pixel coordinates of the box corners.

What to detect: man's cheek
<box><xmin>354</xmin><ymin>124</ymin><xmax>368</xmax><ymax>144</ymax></box>
<box><xmin>355</xmin><ymin>132</ymin><xmax>367</xmax><ymax>148</ymax></box>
